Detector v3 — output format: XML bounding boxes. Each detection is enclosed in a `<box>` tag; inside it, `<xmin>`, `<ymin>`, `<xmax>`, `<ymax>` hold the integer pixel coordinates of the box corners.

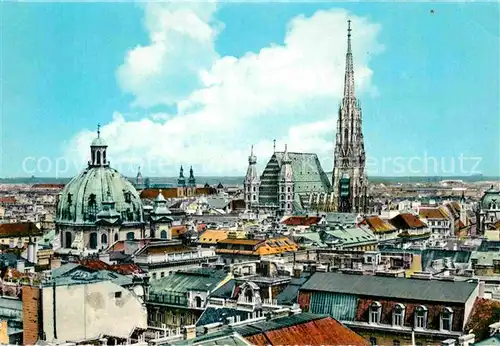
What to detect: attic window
<box><xmin>114</xmin><ymin>291</ymin><xmax>122</xmax><ymax>299</ymax></box>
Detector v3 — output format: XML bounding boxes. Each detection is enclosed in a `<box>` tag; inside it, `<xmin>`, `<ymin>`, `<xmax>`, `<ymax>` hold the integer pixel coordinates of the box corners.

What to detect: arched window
<box><xmin>392</xmin><ymin>303</ymin><xmax>405</xmax><ymax>326</ymax></box>
<box><xmin>101</xmin><ymin>233</ymin><xmax>108</xmax><ymax>246</ymax></box>
<box><xmin>414</xmin><ymin>305</ymin><xmax>428</xmax><ymax>329</ymax></box>
<box><xmin>96</xmin><ymin>151</ymin><xmax>101</xmax><ymax>165</ymax></box>
<box><xmin>160</xmin><ymin>230</ymin><xmax>167</xmax><ymax>239</ymax></box>
<box><xmin>64</xmin><ymin>231</ymin><xmax>72</xmax><ymax>248</ymax></box>
<box><xmin>89</xmin><ymin>232</ymin><xmax>98</xmax><ymax>249</ymax></box>
<box><xmin>369</xmin><ymin>301</ymin><xmax>381</xmax><ymax>324</ymax></box>
<box><xmin>440</xmin><ymin>307</ymin><xmax>453</xmax><ymax>331</ymax></box>
<box><xmin>194</xmin><ymin>296</ymin><xmax>203</xmax><ymax>308</ymax></box>
<box><xmin>114</xmin><ymin>233</ymin><xmax>119</xmax><ymax>242</ymax></box>
<box><xmin>126</xmin><ymin>232</ymin><xmax>135</xmax><ymax>241</ymax></box>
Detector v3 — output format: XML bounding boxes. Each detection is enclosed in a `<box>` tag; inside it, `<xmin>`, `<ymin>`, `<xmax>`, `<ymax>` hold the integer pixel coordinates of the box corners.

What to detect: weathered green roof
<box><xmin>301</xmin><ymin>272</ymin><xmax>478</xmax><ymax>304</ymax></box>
<box><xmin>56</xmin><ymin>166</ymin><xmax>143</xmax><ymax>226</ymax></box>
<box><xmin>471</xmin><ymin>251</ymin><xmax>500</xmax><ymax>266</ymax></box>
<box><xmin>480</xmin><ymin>188</ymin><xmax>500</xmax><ymax>209</ymax></box>
<box><xmin>259</xmin><ymin>152</ymin><xmax>331</xmax><ymax>207</ymax></box>
<box><xmin>474</xmin><ymin>335</ymin><xmax>500</xmax><ymax>346</ymax></box>
<box><xmin>149</xmin><ymin>268</ymin><xmax>228</xmax><ymax>295</ymax></box>
<box><xmin>296</xmin><ymin>227</ymin><xmax>376</xmax><ymax>248</ymax></box>
<box><xmin>91</xmin><ymin>137</ymin><xmax>107</xmax><ymax>147</ymax></box>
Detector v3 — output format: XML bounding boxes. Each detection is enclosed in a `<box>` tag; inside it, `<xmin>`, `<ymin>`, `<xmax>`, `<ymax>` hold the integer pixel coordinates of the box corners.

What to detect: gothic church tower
<box><xmin>332</xmin><ymin>20</ymin><xmax>368</xmax><ymax>213</ymax></box>
<box><xmin>244</xmin><ymin>145</ymin><xmax>260</xmax><ymax>208</ymax></box>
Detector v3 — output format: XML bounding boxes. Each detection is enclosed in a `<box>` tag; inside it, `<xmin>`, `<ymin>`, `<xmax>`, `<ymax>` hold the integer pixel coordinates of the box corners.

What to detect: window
<box><xmin>114</xmin><ymin>291</ymin><xmax>122</xmax><ymax>299</ymax></box>
<box><xmin>369</xmin><ymin>301</ymin><xmax>381</xmax><ymax>324</ymax></box>
<box><xmin>89</xmin><ymin>232</ymin><xmax>98</xmax><ymax>249</ymax></box>
<box><xmin>114</xmin><ymin>233</ymin><xmax>119</xmax><ymax>242</ymax></box>
<box><xmin>393</xmin><ymin>303</ymin><xmax>405</xmax><ymax>327</ymax></box>
<box><xmin>101</xmin><ymin>233</ymin><xmax>108</xmax><ymax>246</ymax></box>
<box><xmin>152</xmin><ymin>273</ymin><xmax>157</xmax><ymax>280</ymax></box>
<box><xmin>195</xmin><ymin>296</ymin><xmax>203</xmax><ymax>308</ymax></box>
<box><xmin>126</xmin><ymin>232</ymin><xmax>135</xmax><ymax>241</ymax></box>
<box><xmin>252</xmin><ymin>195</ymin><xmax>256</xmax><ymax>201</ymax></box>
<box><xmin>369</xmin><ymin>337</ymin><xmax>377</xmax><ymax>346</ymax></box>
<box><xmin>440</xmin><ymin>307</ymin><xmax>453</xmax><ymax>331</ymax></box>
<box><xmin>160</xmin><ymin>230</ymin><xmax>167</xmax><ymax>239</ymax></box>
<box><xmin>414</xmin><ymin>306</ymin><xmax>427</xmax><ymax>329</ymax></box>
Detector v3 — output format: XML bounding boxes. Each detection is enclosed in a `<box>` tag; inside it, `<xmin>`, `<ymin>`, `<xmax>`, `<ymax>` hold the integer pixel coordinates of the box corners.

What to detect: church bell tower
<box><xmin>332</xmin><ymin>20</ymin><xmax>368</xmax><ymax>213</ymax></box>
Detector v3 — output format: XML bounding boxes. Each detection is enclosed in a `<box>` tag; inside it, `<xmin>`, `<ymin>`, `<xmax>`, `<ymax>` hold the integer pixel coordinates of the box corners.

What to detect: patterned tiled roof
<box><xmin>259</xmin><ymin>152</ymin><xmax>331</xmax><ymax>207</ymax></box>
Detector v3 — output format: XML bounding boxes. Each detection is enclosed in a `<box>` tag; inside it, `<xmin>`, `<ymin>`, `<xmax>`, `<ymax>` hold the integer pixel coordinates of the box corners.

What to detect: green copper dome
<box><xmin>481</xmin><ymin>187</ymin><xmax>500</xmax><ymax>209</ymax></box>
<box><xmin>56</xmin><ymin>129</ymin><xmax>143</xmax><ymax>227</ymax></box>
<box><xmin>91</xmin><ymin>137</ymin><xmax>107</xmax><ymax>147</ymax></box>
<box><xmin>57</xmin><ymin>166</ymin><xmax>143</xmax><ymax>226</ymax></box>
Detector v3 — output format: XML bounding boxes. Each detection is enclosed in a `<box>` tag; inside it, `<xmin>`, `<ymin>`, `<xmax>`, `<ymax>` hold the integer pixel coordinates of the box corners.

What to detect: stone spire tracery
<box><xmin>332</xmin><ymin>20</ymin><xmax>367</xmax><ymax>213</ymax></box>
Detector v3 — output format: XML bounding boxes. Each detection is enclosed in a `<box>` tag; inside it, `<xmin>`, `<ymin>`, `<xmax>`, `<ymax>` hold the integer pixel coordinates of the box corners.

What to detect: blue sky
<box><xmin>1</xmin><ymin>2</ymin><xmax>499</xmax><ymax>178</ymax></box>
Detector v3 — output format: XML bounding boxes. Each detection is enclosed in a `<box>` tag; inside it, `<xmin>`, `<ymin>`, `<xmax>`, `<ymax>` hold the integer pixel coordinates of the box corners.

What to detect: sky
<box><xmin>1</xmin><ymin>2</ymin><xmax>499</xmax><ymax>179</ymax></box>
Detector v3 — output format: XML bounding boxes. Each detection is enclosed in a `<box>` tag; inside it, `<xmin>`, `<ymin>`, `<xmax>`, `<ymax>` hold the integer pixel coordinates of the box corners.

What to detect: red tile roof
<box><xmin>79</xmin><ymin>259</ymin><xmax>144</xmax><ymax>275</ymax></box>
<box><xmin>79</xmin><ymin>259</ymin><xmax>111</xmax><ymax>271</ymax></box>
<box><xmin>0</xmin><ymin>222</ymin><xmax>42</xmax><ymax>238</ymax></box>
<box><xmin>31</xmin><ymin>183</ymin><xmax>65</xmax><ymax>189</ymax></box>
<box><xmin>282</xmin><ymin>216</ymin><xmax>322</xmax><ymax>226</ymax></box>
<box><xmin>419</xmin><ymin>208</ymin><xmax>449</xmax><ymax>220</ymax></box>
<box><xmin>361</xmin><ymin>216</ymin><xmax>397</xmax><ymax>234</ymax></box>
<box><xmin>390</xmin><ymin>213</ymin><xmax>426</xmax><ymax>230</ymax></box>
<box><xmin>0</xmin><ymin>197</ymin><xmax>16</xmax><ymax>204</ymax></box>
<box><xmin>110</xmin><ymin>263</ymin><xmax>144</xmax><ymax>275</ymax></box>
<box><xmin>244</xmin><ymin>316</ymin><xmax>369</xmax><ymax>346</ymax></box>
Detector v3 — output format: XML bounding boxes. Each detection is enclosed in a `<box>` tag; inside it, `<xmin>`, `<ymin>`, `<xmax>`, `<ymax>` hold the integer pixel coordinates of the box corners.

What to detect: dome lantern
<box><xmin>89</xmin><ymin>123</ymin><xmax>109</xmax><ymax>168</ymax></box>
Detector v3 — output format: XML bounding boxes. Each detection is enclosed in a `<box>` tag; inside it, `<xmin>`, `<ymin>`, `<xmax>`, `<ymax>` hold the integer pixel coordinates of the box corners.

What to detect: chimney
<box><xmin>293</xmin><ymin>267</ymin><xmax>302</xmax><ymax>278</ymax></box>
<box><xmin>28</xmin><ymin>240</ymin><xmax>37</xmax><ymax>264</ymax></box>
<box><xmin>50</xmin><ymin>257</ymin><xmax>62</xmax><ymax>270</ymax></box>
<box><xmin>99</xmin><ymin>253</ymin><xmax>111</xmax><ymax>265</ymax></box>
<box><xmin>17</xmin><ymin>260</ymin><xmax>25</xmax><ymax>273</ymax></box>
<box><xmin>17</xmin><ymin>238</ymin><xmax>23</xmax><ymax>249</ymax></box>
<box><xmin>458</xmin><ymin>333</ymin><xmax>475</xmax><ymax>346</ymax></box>
<box><xmin>22</xmin><ymin>286</ymin><xmax>41</xmax><ymax>345</ymax></box>
<box><xmin>478</xmin><ymin>281</ymin><xmax>485</xmax><ymax>298</ymax></box>
<box><xmin>183</xmin><ymin>325</ymin><xmax>196</xmax><ymax>340</ymax></box>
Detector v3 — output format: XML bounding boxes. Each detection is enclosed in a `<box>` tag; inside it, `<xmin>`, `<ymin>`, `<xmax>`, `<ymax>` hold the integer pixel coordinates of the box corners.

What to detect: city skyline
<box><xmin>1</xmin><ymin>2</ymin><xmax>499</xmax><ymax>178</ymax></box>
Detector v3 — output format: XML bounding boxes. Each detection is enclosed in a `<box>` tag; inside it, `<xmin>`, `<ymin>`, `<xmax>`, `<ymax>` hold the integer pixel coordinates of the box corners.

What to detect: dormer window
<box><xmin>67</xmin><ymin>193</ymin><xmax>72</xmax><ymax>205</ymax></box>
<box><xmin>440</xmin><ymin>307</ymin><xmax>453</xmax><ymax>331</ymax></box>
<box><xmin>393</xmin><ymin>303</ymin><xmax>405</xmax><ymax>327</ymax></box>
<box><xmin>369</xmin><ymin>301</ymin><xmax>382</xmax><ymax>324</ymax></box>
<box><xmin>124</xmin><ymin>191</ymin><xmax>131</xmax><ymax>203</ymax></box>
<box><xmin>414</xmin><ymin>305</ymin><xmax>428</xmax><ymax>329</ymax></box>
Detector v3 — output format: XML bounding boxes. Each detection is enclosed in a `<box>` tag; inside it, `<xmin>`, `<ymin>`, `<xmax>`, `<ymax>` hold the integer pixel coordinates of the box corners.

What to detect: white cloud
<box><xmin>67</xmin><ymin>5</ymin><xmax>383</xmax><ymax>177</ymax></box>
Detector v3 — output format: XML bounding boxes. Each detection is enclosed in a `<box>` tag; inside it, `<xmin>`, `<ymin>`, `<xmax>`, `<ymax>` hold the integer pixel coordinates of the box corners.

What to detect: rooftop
<box><xmin>300</xmin><ymin>272</ymin><xmax>478</xmax><ymax>304</ymax></box>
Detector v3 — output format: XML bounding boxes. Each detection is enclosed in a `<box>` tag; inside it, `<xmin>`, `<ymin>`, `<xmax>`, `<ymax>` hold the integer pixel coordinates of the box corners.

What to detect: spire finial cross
<box><xmin>273</xmin><ymin>139</ymin><xmax>276</xmax><ymax>153</ymax></box>
<box><xmin>97</xmin><ymin>123</ymin><xmax>101</xmax><ymax>138</ymax></box>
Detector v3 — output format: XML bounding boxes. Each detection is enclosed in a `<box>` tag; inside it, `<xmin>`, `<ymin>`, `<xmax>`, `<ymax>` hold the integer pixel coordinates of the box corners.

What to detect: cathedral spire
<box><xmin>343</xmin><ymin>20</ymin><xmax>355</xmax><ymax>101</ymax></box>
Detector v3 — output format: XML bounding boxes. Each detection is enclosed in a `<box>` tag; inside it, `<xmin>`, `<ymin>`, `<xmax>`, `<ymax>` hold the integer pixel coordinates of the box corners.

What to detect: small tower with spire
<box><xmin>278</xmin><ymin>145</ymin><xmax>294</xmax><ymax>215</ymax></box>
<box><xmin>177</xmin><ymin>166</ymin><xmax>186</xmax><ymax>187</ymax></box>
<box><xmin>244</xmin><ymin>145</ymin><xmax>260</xmax><ymax>208</ymax></box>
<box><xmin>136</xmin><ymin>166</ymin><xmax>143</xmax><ymax>185</ymax></box>
<box><xmin>188</xmin><ymin>166</ymin><xmax>196</xmax><ymax>187</ymax></box>
<box><xmin>89</xmin><ymin>123</ymin><xmax>109</xmax><ymax>168</ymax></box>
<box><xmin>460</xmin><ymin>191</ymin><xmax>468</xmax><ymax>227</ymax></box>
